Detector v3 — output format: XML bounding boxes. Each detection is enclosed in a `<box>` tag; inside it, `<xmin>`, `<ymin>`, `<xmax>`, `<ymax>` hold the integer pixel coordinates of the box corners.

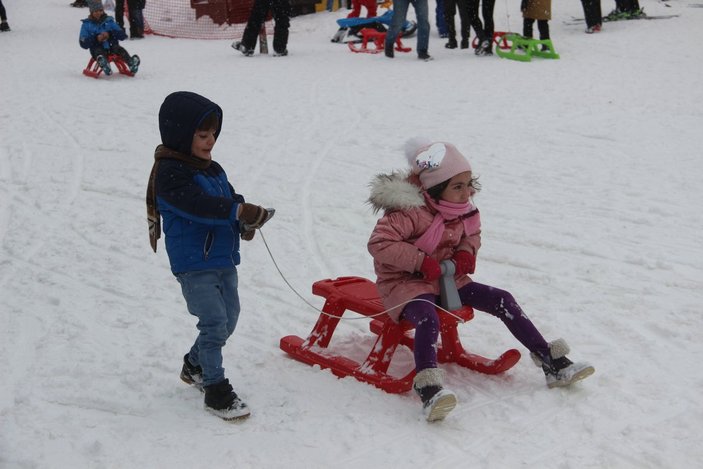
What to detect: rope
<box><xmin>257</xmin><ymin>227</ymin><xmax>467</xmax><ymax>323</ymax></box>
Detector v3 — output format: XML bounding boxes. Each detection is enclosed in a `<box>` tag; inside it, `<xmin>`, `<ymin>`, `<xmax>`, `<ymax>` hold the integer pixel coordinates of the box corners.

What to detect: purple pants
<box><xmin>400</xmin><ymin>282</ymin><xmax>550</xmax><ymax>371</ymax></box>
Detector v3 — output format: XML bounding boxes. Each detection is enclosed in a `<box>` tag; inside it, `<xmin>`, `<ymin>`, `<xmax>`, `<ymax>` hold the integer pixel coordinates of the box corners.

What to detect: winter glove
<box><xmin>452</xmin><ymin>250</ymin><xmax>476</xmax><ymax>276</ymax></box>
<box><xmin>241</xmin><ymin>228</ymin><xmax>256</xmax><ymax>241</ymax></box>
<box><xmin>419</xmin><ymin>256</ymin><xmax>442</xmax><ymax>281</ymax></box>
<box><xmin>238</xmin><ymin>203</ymin><xmax>268</xmax><ymax>230</ymax></box>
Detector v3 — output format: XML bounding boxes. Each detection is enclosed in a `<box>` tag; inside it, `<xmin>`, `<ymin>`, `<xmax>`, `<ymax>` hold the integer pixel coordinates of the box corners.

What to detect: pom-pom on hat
<box><xmin>87</xmin><ymin>0</ymin><xmax>104</xmax><ymax>12</ymax></box>
<box><xmin>405</xmin><ymin>138</ymin><xmax>472</xmax><ymax>190</ymax></box>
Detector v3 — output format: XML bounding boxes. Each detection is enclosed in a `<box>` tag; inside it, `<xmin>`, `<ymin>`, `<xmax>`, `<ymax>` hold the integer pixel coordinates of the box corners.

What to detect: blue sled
<box><xmin>336</xmin><ymin>10</ymin><xmax>415</xmax><ymax>33</ymax></box>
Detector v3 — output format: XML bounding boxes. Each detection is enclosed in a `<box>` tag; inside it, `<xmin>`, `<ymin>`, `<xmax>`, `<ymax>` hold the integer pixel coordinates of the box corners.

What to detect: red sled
<box><xmin>348</xmin><ymin>28</ymin><xmax>411</xmax><ymax>54</ymax></box>
<box><xmin>82</xmin><ymin>54</ymin><xmax>134</xmax><ymax>79</ymax></box>
<box><xmin>472</xmin><ymin>31</ymin><xmax>512</xmax><ymax>50</ymax></box>
<box><xmin>280</xmin><ymin>276</ymin><xmax>521</xmax><ymax>394</ymax></box>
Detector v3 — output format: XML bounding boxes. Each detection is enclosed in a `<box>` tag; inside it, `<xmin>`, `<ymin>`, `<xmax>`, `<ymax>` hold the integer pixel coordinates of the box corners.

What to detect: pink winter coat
<box><xmin>367</xmin><ymin>171</ymin><xmax>481</xmax><ymax>321</ymax></box>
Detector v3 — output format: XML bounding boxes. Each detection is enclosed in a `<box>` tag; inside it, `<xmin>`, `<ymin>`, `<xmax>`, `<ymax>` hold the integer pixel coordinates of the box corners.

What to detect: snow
<box><xmin>1</xmin><ymin>0</ymin><xmax>702</xmax><ymax>467</ymax></box>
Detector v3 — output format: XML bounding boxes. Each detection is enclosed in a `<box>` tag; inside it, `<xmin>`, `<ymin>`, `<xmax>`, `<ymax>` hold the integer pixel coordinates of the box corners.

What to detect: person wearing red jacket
<box><xmin>367</xmin><ymin>139</ymin><xmax>594</xmax><ymax>421</ymax></box>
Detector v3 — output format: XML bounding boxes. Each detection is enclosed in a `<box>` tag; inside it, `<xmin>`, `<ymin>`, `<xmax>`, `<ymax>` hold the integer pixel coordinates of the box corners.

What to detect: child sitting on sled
<box><xmin>79</xmin><ymin>0</ymin><xmax>139</xmax><ymax>76</ymax></box>
<box><xmin>367</xmin><ymin>139</ymin><xmax>594</xmax><ymax>422</ymax></box>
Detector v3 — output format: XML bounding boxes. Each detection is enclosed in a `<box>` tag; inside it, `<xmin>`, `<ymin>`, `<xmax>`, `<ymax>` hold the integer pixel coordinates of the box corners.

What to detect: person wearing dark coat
<box><xmin>0</xmin><ymin>0</ymin><xmax>10</xmax><ymax>32</ymax></box>
<box><xmin>232</xmin><ymin>0</ymin><xmax>291</xmax><ymax>56</ymax></box>
<box><xmin>115</xmin><ymin>0</ymin><xmax>146</xmax><ymax>39</ymax></box>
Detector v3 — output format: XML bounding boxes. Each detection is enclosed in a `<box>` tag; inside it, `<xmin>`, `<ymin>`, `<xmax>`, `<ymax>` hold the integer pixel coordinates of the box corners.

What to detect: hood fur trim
<box><xmin>367</xmin><ymin>170</ymin><xmax>425</xmax><ymax>214</ymax></box>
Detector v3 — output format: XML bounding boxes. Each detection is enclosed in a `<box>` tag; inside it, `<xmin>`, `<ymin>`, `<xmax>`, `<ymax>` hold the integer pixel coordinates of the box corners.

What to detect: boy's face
<box><xmin>191</xmin><ymin>129</ymin><xmax>216</xmax><ymax>160</ymax></box>
<box><xmin>89</xmin><ymin>8</ymin><xmax>104</xmax><ymax>20</ymax></box>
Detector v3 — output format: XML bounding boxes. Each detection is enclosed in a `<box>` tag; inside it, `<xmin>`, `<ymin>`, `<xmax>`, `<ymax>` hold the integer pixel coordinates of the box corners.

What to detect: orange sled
<box><xmin>83</xmin><ymin>54</ymin><xmax>134</xmax><ymax>79</ymax></box>
<box><xmin>280</xmin><ymin>276</ymin><xmax>521</xmax><ymax>393</ymax></box>
<box><xmin>348</xmin><ymin>28</ymin><xmax>411</xmax><ymax>54</ymax></box>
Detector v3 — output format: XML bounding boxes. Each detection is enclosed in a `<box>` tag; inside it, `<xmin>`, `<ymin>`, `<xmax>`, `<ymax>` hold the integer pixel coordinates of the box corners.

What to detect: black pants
<box><xmin>465</xmin><ymin>0</ymin><xmax>486</xmax><ymax>41</ymax></box>
<box><xmin>241</xmin><ymin>0</ymin><xmax>291</xmax><ymax>53</ymax></box>
<box><xmin>481</xmin><ymin>0</ymin><xmax>495</xmax><ymax>39</ymax></box>
<box><xmin>444</xmin><ymin>0</ymin><xmax>470</xmax><ymax>42</ymax></box>
<box><xmin>581</xmin><ymin>0</ymin><xmax>602</xmax><ymax>27</ymax></box>
<box><xmin>0</xmin><ymin>0</ymin><xmax>7</xmax><ymax>22</ymax></box>
<box><xmin>615</xmin><ymin>0</ymin><xmax>639</xmax><ymax>12</ymax></box>
<box><xmin>115</xmin><ymin>0</ymin><xmax>145</xmax><ymax>36</ymax></box>
<box><xmin>90</xmin><ymin>44</ymin><xmax>131</xmax><ymax>63</ymax></box>
<box><xmin>523</xmin><ymin>18</ymin><xmax>549</xmax><ymax>39</ymax></box>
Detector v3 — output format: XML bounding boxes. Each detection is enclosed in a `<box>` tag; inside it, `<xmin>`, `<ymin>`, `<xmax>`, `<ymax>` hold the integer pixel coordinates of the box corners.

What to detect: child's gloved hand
<box><xmin>452</xmin><ymin>250</ymin><xmax>476</xmax><ymax>275</ymax></box>
<box><xmin>238</xmin><ymin>203</ymin><xmax>268</xmax><ymax>229</ymax></box>
<box><xmin>419</xmin><ymin>256</ymin><xmax>442</xmax><ymax>281</ymax></box>
<box><xmin>240</xmin><ymin>228</ymin><xmax>256</xmax><ymax>241</ymax></box>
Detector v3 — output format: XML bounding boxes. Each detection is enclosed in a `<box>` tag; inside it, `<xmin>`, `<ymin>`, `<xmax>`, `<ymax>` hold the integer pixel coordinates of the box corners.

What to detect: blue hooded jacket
<box><xmin>79</xmin><ymin>13</ymin><xmax>127</xmax><ymax>51</ymax></box>
<box><xmin>154</xmin><ymin>92</ymin><xmax>245</xmax><ymax>274</ymax></box>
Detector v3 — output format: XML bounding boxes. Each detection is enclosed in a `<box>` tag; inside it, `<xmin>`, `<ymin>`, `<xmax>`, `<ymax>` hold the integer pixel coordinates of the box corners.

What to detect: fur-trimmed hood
<box><xmin>367</xmin><ymin>170</ymin><xmax>425</xmax><ymax>214</ymax></box>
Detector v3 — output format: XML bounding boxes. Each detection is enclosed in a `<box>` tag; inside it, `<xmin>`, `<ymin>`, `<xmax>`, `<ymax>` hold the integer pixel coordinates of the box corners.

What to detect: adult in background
<box><xmin>0</xmin><ymin>0</ymin><xmax>10</xmax><ymax>32</ymax></box>
<box><xmin>232</xmin><ymin>0</ymin><xmax>291</xmax><ymax>57</ymax></box>
<box><xmin>581</xmin><ymin>0</ymin><xmax>602</xmax><ymax>33</ymax></box>
<box><xmin>384</xmin><ymin>0</ymin><xmax>432</xmax><ymax>60</ymax></box>
<box><xmin>115</xmin><ymin>0</ymin><xmax>146</xmax><ymax>39</ymax></box>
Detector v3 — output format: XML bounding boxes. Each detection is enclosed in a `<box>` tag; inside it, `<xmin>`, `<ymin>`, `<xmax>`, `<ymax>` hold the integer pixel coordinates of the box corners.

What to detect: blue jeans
<box><xmin>176</xmin><ymin>269</ymin><xmax>241</xmax><ymax>387</ymax></box>
<box><xmin>386</xmin><ymin>0</ymin><xmax>431</xmax><ymax>54</ymax></box>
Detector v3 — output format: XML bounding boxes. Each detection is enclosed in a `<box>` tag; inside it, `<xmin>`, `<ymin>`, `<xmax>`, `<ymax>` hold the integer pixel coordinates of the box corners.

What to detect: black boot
<box><xmin>180</xmin><ymin>353</ymin><xmax>203</xmax><ymax>390</ymax></box>
<box><xmin>445</xmin><ymin>37</ymin><xmax>457</xmax><ymax>49</ymax></box>
<box><xmin>412</xmin><ymin>368</ymin><xmax>457</xmax><ymax>422</ymax></box>
<box><xmin>203</xmin><ymin>378</ymin><xmax>251</xmax><ymax>420</ymax></box>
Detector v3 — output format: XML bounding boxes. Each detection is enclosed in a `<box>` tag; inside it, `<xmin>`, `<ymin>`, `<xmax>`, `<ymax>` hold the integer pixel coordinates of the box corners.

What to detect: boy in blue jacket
<box><xmin>146</xmin><ymin>92</ymin><xmax>271</xmax><ymax>421</ymax></box>
<box><xmin>79</xmin><ymin>0</ymin><xmax>139</xmax><ymax>75</ymax></box>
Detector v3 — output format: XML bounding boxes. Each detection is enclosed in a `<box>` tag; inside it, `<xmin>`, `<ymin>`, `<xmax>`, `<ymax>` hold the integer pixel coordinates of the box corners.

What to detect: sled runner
<box><xmin>495</xmin><ymin>34</ymin><xmax>560</xmax><ymax>62</ymax></box>
<box><xmin>280</xmin><ymin>276</ymin><xmax>521</xmax><ymax>394</ymax></box>
<box><xmin>348</xmin><ymin>28</ymin><xmax>411</xmax><ymax>54</ymax></box>
<box><xmin>82</xmin><ymin>54</ymin><xmax>134</xmax><ymax>79</ymax></box>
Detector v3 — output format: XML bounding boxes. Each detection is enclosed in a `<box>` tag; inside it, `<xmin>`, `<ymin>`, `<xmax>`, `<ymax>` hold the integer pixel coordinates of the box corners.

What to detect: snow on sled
<box><xmin>280</xmin><ymin>276</ymin><xmax>521</xmax><ymax>394</ymax></box>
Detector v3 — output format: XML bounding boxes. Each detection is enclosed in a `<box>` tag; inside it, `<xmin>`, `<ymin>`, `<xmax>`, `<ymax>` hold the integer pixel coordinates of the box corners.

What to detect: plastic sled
<box><xmin>471</xmin><ymin>31</ymin><xmax>512</xmax><ymax>50</ymax></box>
<box><xmin>331</xmin><ymin>10</ymin><xmax>417</xmax><ymax>43</ymax></box>
<box><xmin>280</xmin><ymin>277</ymin><xmax>521</xmax><ymax>394</ymax></box>
<box><xmin>82</xmin><ymin>54</ymin><xmax>134</xmax><ymax>79</ymax></box>
<box><xmin>495</xmin><ymin>34</ymin><xmax>560</xmax><ymax>62</ymax></box>
<box><xmin>348</xmin><ymin>28</ymin><xmax>411</xmax><ymax>54</ymax></box>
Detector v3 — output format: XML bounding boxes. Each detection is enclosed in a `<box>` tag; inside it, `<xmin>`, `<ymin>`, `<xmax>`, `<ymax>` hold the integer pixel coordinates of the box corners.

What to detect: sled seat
<box><xmin>348</xmin><ymin>28</ymin><xmax>411</xmax><ymax>54</ymax></box>
<box><xmin>82</xmin><ymin>54</ymin><xmax>134</xmax><ymax>79</ymax></box>
<box><xmin>280</xmin><ymin>276</ymin><xmax>521</xmax><ymax>394</ymax></box>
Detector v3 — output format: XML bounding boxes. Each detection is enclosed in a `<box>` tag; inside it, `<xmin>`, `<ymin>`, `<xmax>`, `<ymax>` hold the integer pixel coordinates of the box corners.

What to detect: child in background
<box><xmin>521</xmin><ymin>0</ymin><xmax>551</xmax><ymax>45</ymax></box>
<box><xmin>0</xmin><ymin>0</ymin><xmax>10</xmax><ymax>32</ymax></box>
<box><xmin>79</xmin><ymin>0</ymin><xmax>140</xmax><ymax>75</ymax></box>
<box><xmin>367</xmin><ymin>139</ymin><xmax>594</xmax><ymax>422</ymax></box>
<box><xmin>146</xmin><ymin>91</ymin><xmax>272</xmax><ymax>420</ymax></box>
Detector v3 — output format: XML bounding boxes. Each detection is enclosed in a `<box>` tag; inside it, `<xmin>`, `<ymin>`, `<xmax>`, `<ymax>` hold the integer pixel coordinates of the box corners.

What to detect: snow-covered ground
<box><xmin>1</xmin><ymin>0</ymin><xmax>702</xmax><ymax>467</ymax></box>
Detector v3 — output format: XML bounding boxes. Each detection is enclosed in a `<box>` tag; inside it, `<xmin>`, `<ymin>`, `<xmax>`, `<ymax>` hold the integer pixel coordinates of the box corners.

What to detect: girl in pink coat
<box><xmin>367</xmin><ymin>139</ymin><xmax>594</xmax><ymax>421</ymax></box>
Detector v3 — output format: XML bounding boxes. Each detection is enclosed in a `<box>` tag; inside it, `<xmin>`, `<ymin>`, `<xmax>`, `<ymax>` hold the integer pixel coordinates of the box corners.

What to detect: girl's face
<box><xmin>191</xmin><ymin>128</ymin><xmax>216</xmax><ymax>160</ymax></box>
<box><xmin>90</xmin><ymin>9</ymin><xmax>104</xmax><ymax>20</ymax></box>
<box><xmin>440</xmin><ymin>171</ymin><xmax>475</xmax><ymax>204</ymax></box>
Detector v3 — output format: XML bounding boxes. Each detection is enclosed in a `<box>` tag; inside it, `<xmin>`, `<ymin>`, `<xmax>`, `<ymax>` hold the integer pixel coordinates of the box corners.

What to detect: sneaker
<box><xmin>475</xmin><ymin>39</ymin><xmax>492</xmax><ymax>56</ymax></box>
<box><xmin>0</xmin><ymin>21</ymin><xmax>10</xmax><ymax>32</ymax></box>
<box><xmin>96</xmin><ymin>55</ymin><xmax>112</xmax><ymax>76</ymax></box>
<box><xmin>585</xmin><ymin>24</ymin><xmax>602</xmax><ymax>33</ymax></box>
<box><xmin>418</xmin><ymin>51</ymin><xmax>433</xmax><ymax>61</ymax></box>
<box><xmin>445</xmin><ymin>39</ymin><xmax>457</xmax><ymax>49</ymax></box>
<box><xmin>232</xmin><ymin>41</ymin><xmax>254</xmax><ymax>56</ymax></box>
<box><xmin>180</xmin><ymin>354</ymin><xmax>203</xmax><ymax>391</ymax></box>
<box><xmin>273</xmin><ymin>49</ymin><xmax>288</xmax><ymax>57</ymax></box>
<box><xmin>129</xmin><ymin>54</ymin><xmax>140</xmax><ymax>74</ymax></box>
<box><xmin>203</xmin><ymin>379</ymin><xmax>251</xmax><ymax>420</ymax></box>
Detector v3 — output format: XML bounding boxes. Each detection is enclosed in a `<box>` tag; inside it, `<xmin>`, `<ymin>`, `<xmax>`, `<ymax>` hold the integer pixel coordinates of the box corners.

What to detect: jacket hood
<box><xmin>367</xmin><ymin>170</ymin><xmax>425</xmax><ymax>214</ymax></box>
<box><xmin>158</xmin><ymin>91</ymin><xmax>223</xmax><ymax>156</ymax></box>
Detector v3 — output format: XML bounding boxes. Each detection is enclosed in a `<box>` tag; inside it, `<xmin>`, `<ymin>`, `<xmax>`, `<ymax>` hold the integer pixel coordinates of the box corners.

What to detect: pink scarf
<box><xmin>413</xmin><ymin>193</ymin><xmax>481</xmax><ymax>255</ymax></box>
